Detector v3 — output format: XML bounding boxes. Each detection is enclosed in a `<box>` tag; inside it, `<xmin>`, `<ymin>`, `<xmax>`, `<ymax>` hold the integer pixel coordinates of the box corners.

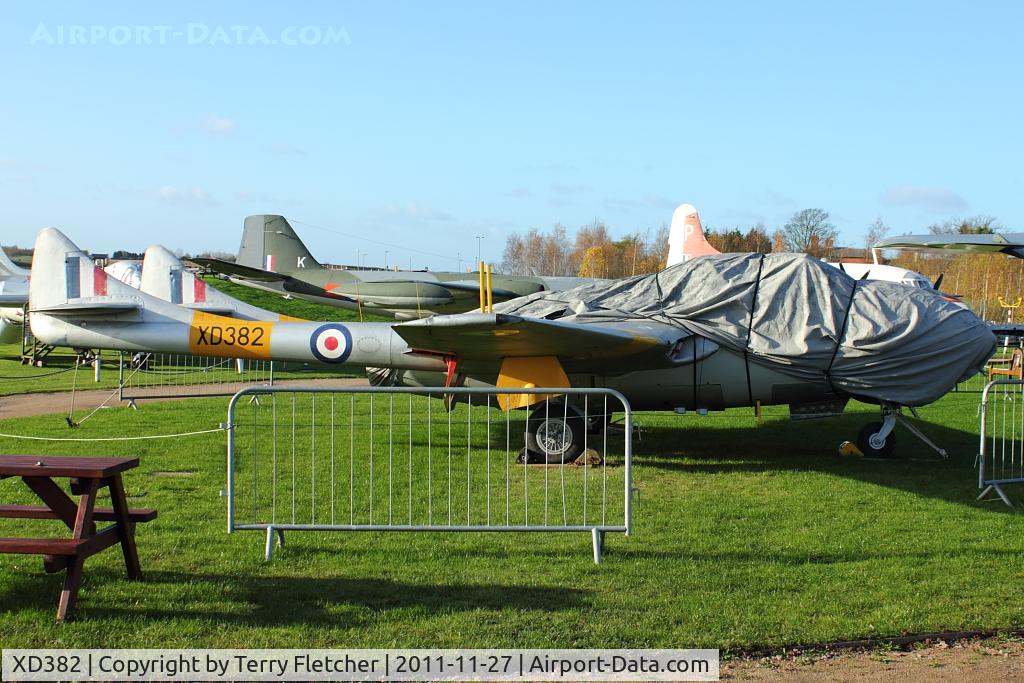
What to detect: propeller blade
<box><xmin>933</xmin><ymin>273</ymin><xmax>945</xmax><ymax>290</ymax></box>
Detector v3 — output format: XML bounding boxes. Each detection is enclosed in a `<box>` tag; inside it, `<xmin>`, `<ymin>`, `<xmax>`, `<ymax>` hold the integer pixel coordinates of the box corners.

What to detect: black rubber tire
<box><xmin>856</xmin><ymin>421</ymin><xmax>897</xmax><ymax>458</ymax></box>
<box><xmin>526</xmin><ymin>401</ymin><xmax>587</xmax><ymax>464</ymax></box>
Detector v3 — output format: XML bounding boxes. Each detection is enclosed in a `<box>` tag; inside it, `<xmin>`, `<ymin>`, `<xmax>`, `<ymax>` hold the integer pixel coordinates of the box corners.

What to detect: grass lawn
<box><xmin>1</xmin><ymin>375</ymin><xmax>1022</xmax><ymax>651</ymax></box>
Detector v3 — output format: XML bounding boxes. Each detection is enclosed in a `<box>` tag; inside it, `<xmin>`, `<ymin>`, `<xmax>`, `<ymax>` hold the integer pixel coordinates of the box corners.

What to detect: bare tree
<box><xmin>928</xmin><ymin>215</ymin><xmax>1000</xmax><ymax>235</ymax></box>
<box><xmin>771</xmin><ymin>229</ymin><xmax>786</xmax><ymax>253</ymax></box>
<box><xmin>783</xmin><ymin>208</ymin><xmax>838</xmax><ymax>256</ymax></box>
<box><xmin>864</xmin><ymin>217</ymin><xmax>890</xmax><ymax>251</ymax></box>
<box><xmin>501</xmin><ymin>234</ymin><xmax>527</xmax><ymax>274</ymax></box>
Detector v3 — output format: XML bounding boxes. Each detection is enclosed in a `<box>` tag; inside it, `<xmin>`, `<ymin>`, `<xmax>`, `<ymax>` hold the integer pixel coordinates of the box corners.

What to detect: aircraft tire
<box><xmin>526</xmin><ymin>401</ymin><xmax>586</xmax><ymax>464</ymax></box>
<box><xmin>856</xmin><ymin>421</ymin><xmax>897</xmax><ymax>459</ymax></box>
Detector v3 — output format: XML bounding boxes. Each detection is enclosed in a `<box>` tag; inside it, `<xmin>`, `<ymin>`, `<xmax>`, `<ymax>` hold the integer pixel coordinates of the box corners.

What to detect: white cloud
<box><xmin>236</xmin><ymin>190</ymin><xmax>277</xmax><ymax>203</ymax></box>
<box><xmin>156</xmin><ymin>185</ymin><xmax>218</xmax><ymax>207</ymax></box>
<box><xmin>764</xmin><ymin>189</ymin><xmax>796</xmax><ymax>207</ymax></box>
<box><xmin>202</xmin><ymin>115</ymin><xmax>238</xmax><ymax>136</ymax></box>
<box><xmin>880</xmin><ymin>185</ymin><xmax>968</xmax><ymax>214</ymax></box>
<box><xmin>269</xmin><ymin>143</ymin><xmax>307</xmax><ymax>156</ymax></box>
<box><xmin>551</xmin><ymin>182</ymin><xmax>592</xmax><ymax>195</ymax></box>
<box><xmin>643</xmin><ymin>194</ymin><xmax>678</xmax><ymax>210</ymax></box>
<box><xmin>520</xmin><ymin>162</ymin><xmax>578</xmax><ymax>173</ymax></box>
<box><xmin>505</xmin><ymin>187</ymin><xmax>533</xmax><ymax>198</ymax></box>
<box><xmin>604</xmin><ymin>198</ymin><xmax>645</xmax><ymax>213</ymax></box>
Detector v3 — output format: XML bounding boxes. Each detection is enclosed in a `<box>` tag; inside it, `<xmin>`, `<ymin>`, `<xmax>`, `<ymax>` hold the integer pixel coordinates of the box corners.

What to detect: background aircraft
<box><xmin>30</xmin><ymin>227</ymin><xmax>994</xmax><ymax>462</ymax></box>
<box><xmin>875</xmin><ymin>232</ymin><xmax>1024</xmax><ymax>259</ymax></box>
<box><xmin>193</xmin><ymin>215</ymin><xmax>594</xmax><ymax>318</ymax></box>
<box><xmin>141</xmin><ymin>245</ymin><xmax>295</xmax><ymax>322</ymax></box>
<box><xmin>0</xmin><ymin>248</ymin><xmax>30</xmax><ymax>343</ymax></box>
<box><xmin>667</xmin><ymin>204</ymin><xmax>935</xmax><ymax>288</ymax></box>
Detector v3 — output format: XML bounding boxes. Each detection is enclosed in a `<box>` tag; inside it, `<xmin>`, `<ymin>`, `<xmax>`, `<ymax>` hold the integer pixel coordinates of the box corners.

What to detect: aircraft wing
<box><xmin>393</xmin><ymin>313</ymin><xmax>715</xmax><ymax>371</ymax></box>
<box><xmin>428</xmin><ymin>280</ymin><xmax>521</xmax><ymax>300</ymax></box>
<box><xmin>190</xmin><ymin>257</ymin><xmax>288</xmax><ymax>282</ymax></box>
<box><xmin>876</xmin><ymin>233</ymin><xmax>1024</xmax><ymax>258</ymax></box>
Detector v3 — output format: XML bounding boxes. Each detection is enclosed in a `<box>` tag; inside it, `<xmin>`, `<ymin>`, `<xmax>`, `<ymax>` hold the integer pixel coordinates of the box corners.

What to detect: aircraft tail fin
<box><xmin>142</xmin><ymin>244</ymin><xmax>286</xmax><ymax>321</ymax></box>
<box><xmin>0</xmin><ymin>246</ymin><xmax>29</xmax><ymax>279</ymax></box>
<box><xmin>29</xmin><ymin>228</ymin><xmax>150</xmax><ymax>315</ymax></box>
<box><xmin>236</xmin><ymin>214</ymin><xmax>321</xmax><ymax>275</ymax></box>
<box><xmin>665</xmin><ymin>203</ymin><xmax>720</xmax><ymax>268</ymax></box>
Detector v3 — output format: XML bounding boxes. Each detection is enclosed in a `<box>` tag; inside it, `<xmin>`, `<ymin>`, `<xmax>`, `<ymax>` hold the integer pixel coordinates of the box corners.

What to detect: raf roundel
<box><xmin>309</xmin><ymin>323</ymin><xmax>353</xmax><ymax>363</ymax></box>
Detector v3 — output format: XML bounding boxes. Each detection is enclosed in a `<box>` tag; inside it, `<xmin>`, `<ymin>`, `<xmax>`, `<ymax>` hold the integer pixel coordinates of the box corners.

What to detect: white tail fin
<box><xmin>666</xmin><ymin>203</ymin><xmax>720</xmax><ymax>267</ymax></box>
<box><xmin>0</xmin><ymin>247</ymin><xmax>29</xmax><ymax>279</ymax></box>
<box><xmin>0</xmin><ymin>245</ymin><xmax>31</xmax><ymax>306</ymax></box>
<box><xmin>29</xmin><ymin>228</ymin><xmax>196</xmax><ymax>350</ymax></box>
<box><xmin>141</xmin><ymin>245</ymin><xmax>286</xmax><ymax>321</ymax></box>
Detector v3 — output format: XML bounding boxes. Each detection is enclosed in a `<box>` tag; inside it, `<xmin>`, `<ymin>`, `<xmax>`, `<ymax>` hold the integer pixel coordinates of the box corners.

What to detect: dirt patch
<box><xmin>724</xmin><ymin>637</ymin><xmax>1024</xmax><ymax>681</ymax></box>
<box><xmin>0</xmin><ymin>377</ymin><xmax>369</xmax><ymax>420</ymax></box>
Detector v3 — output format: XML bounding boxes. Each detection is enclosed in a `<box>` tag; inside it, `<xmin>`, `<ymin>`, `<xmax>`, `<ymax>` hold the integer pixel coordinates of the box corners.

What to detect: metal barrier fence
<box><xmin>226</xmin><ymin>386</ymin><xmax>633</xmax><ymax>563</ymax></box>
<box><xmin>118</xmin><ymin>352</ymin><xmax>274</xmax><ymax>403</ymax></box>
<box><xmin>978</xmin><ymin>379</ymin><xmax>1024</xmax><ymax>507</ymax></box>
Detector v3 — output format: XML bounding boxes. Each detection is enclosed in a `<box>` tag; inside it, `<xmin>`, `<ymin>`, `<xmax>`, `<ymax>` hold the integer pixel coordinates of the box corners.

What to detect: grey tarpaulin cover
<box><xmin>494</xmin><ymin>253</ymin><xmax>996</xmax><ymax>406</ymax></box>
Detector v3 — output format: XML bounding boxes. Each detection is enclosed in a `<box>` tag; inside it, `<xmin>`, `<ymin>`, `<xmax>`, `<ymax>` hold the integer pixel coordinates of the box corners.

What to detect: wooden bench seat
<box><xmin>0</xmin><ymin>504</ymin><xmax>157</xmax><ymax>523</ymax></box>
<box><xmin>0</xmin><ymin>537</ymin><xmax>87</xmax><ymax>555</ymax></box>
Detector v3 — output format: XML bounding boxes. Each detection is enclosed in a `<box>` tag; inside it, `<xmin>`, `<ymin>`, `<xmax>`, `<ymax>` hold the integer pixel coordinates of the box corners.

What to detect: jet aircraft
<box><xmin>0</xmin><ymin>248</ymin><xmax>30</xmax><ymax>343</ymax></box>
<box><xmin>29</xmin><ymin>228</ymin><xmax>994</xmax><ymax>462</ymax></box>
<box><xmin>193</xmin><ymin>215</ymin><xmax>595</xmax><ymax>319</ymax></box>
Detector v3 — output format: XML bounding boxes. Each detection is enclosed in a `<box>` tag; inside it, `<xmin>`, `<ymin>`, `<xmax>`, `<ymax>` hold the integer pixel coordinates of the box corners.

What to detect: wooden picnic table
<box><xmin>0</xmin><ymin>455</ymin><xmax>156</xmax><ymax>622</ymax></box>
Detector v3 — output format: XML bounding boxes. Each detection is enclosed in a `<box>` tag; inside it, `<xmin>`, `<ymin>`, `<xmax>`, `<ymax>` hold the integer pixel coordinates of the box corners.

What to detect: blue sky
<box><xmin>1</xmin><ymin>1</ymin><xmax>1021</xmax><ymax>269</ymax></box>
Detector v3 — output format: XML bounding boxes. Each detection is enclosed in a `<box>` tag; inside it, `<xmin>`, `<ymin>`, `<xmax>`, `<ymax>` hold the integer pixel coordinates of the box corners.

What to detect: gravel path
<box><xmin>724</xmin><ymin>637</ymin><xmax>1024</xmax><ymax>681</ymax></box>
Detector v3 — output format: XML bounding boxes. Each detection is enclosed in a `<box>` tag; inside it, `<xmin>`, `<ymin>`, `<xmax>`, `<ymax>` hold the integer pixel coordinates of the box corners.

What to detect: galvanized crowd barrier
<box><xmin>118</xmin><ymin>351</ymin><xmax>274</xmax><ymax>403</ymax></box>
<box><xmin>226</xmin><ymin>386</ymin><xmax>633</xmax><ymax>563</ymax></box>
<box><xmin>978</xmin><ymin>379</ymin><xmax>1024</xmax><ymax>507</ymax></box>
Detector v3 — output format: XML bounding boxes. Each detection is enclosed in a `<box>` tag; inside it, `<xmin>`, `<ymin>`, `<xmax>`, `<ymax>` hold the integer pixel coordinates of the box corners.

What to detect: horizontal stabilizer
<box><xmin>33</xmin><ymin>301</ymin><xmax>141</xmax><ymax>317</ymax></box>
<box><xmin>182</xmin><ymin>304</ymin><xmax>237</xmax><ymax>316</ymax></box>
<box><xmin>190</xmin><ymin>257</ymin><xmax>288</xmax><ymax>282</ymax></box>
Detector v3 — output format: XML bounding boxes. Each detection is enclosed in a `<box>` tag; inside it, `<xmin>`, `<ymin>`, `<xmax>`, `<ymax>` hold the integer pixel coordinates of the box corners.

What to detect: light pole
<box><xmin>475</xmin><ymin>236</ymin><xmax>484</xmax><ymax>265</ymax></box>
<box><xmin>384</xmin><ymin>250</ymin><xmax>389</xmax><ymax>270</ymax></box>
<box><xmin>457</xmin><ymin>252</ymin><xmax>462</xmax><ymax>272</ymax></box>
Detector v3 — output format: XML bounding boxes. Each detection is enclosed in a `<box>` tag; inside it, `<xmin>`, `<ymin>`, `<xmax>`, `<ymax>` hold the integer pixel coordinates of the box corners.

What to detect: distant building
<box><xmin>832</xmin><ymin>247</ymin><xmax>870</xmax><ymax>263</ymax></box>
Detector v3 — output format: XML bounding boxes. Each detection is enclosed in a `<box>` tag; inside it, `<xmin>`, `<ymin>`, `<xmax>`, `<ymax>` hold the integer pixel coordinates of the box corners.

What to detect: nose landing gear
<box><xmin>856</xmin><ymin>403</ymin><xmax>948</xmax><ymax>459</ymax></box>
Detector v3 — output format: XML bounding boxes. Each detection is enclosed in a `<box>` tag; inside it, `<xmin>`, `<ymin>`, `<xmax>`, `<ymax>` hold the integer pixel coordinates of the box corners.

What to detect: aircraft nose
<box><xmin>833</xmin><ymin>286</ymin><xmax>997</xmax><ymax>406</ymax></box>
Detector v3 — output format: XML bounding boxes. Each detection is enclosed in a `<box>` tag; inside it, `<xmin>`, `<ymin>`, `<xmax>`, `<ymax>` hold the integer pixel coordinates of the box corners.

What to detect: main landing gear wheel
<box><xmin>857</xmin><ymin>421</ymin><xmax>897</xmax><ymax>459</ymax></box>
<box><xmin>526</xmin><ymin>401</ymin><xmax>586</xmax><ymax>464</ymax></box>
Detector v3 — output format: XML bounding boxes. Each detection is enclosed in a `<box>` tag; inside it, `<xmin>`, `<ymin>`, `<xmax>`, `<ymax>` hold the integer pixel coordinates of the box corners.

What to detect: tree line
<box><xmin>500</xmin><ymin>208</ymin><xmax>843</xmax><ymax>277</ymax></box>
<box><xmin>500</xmin><ymin>209</ymin><xmax>1021</xmax><ymax>321</ymax></box>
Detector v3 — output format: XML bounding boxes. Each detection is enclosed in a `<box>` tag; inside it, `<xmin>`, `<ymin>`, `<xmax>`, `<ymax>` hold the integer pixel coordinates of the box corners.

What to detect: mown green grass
<box><xmin>0</xmin><ymin>377</ymin><xmax>1021</xmax><ymax>651</ymax></box>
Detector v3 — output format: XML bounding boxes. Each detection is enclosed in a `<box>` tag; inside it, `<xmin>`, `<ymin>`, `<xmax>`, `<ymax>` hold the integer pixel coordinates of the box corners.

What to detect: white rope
<box><xmin>0</xmin><ymin>427</ymin><xmax>226</xmax><ymax>442</ymax></box>
<box><xmin>72</xmin><ymin>356</ymin><xmax>150</xmax><ymax>427</ymax></box>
